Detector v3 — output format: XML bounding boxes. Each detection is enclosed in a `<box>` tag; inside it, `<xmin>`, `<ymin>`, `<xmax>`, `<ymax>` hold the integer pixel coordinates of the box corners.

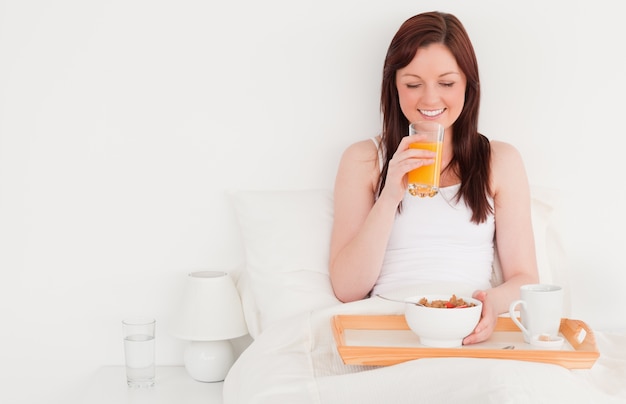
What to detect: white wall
<box><xmin>0</xmin><ymin>0</ymin><xmax>624</xmax><ymax>403</ymax></box>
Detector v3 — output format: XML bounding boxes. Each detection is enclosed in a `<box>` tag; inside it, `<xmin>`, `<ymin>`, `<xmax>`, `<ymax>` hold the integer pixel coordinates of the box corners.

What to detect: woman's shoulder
<box><xmin>341</xmin><ymin>136</ymin><xmax>381</xmax><ymax>164</ymax></box>
<box><xmin>336</xmin><ymin>136</ymin><xmax>382</xmax><ymax>191</ymax></box>
<box><xmin>489</xmin><ymin>140</ymin><xmax>524</xmax><ymax>166</ymax></box>
<box><xmin>488</xmin><ymin>139</ymin><xmax>528</xmax><ymax>194</ymax></box>
<box><xmin>489</xmin><ymin>139</ymin><xmax>518</xmax><ymax>152</ymax></box>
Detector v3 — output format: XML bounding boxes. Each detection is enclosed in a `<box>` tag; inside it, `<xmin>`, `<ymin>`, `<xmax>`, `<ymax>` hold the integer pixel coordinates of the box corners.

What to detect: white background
<box><xmin>1</xmin><ymin>0</ymin><xmax>624</xmax><ymax>403</ymax></box>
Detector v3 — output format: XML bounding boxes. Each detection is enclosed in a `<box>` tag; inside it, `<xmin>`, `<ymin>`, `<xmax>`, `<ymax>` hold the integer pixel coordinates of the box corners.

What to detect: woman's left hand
<box><xmin>462</xmin><ymin>290</ymin><xmax>497</xmax><ymax>345</ymax></box>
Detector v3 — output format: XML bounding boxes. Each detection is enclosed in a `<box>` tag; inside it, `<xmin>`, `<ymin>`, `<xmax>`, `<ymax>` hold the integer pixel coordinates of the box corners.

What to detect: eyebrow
<box><xmin>401</xmin><ymin>71</ymin><xmax>461</xmax><ymax>79</ymax></box>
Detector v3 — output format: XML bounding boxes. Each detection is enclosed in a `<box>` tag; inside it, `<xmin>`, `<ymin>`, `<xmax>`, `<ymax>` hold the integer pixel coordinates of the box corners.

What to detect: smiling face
<box><xmin>396</xmin><ymin>43</ymin><xmax>467</xmax><ymax>135</ymax></box>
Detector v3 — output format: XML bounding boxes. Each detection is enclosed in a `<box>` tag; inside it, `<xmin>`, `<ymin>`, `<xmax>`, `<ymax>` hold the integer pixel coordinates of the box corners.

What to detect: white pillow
<box><xmin>491</xmin><ymin>186</ymin><xmax>564</xmax><ymax>288</ymax></box>
<box><xmin>231</xmin><ymin>186</ymin><xmax>568</xmax><ymax>336</ymax></box>
<box><xmin>230</xmin><ymin>189</ymin><xmax>341</xmax><ymax>337</ymax></box>
<box><xmin>529</xmin><ymin>186</ymin><xmax>570</xmax><ymax>289</ymax></box>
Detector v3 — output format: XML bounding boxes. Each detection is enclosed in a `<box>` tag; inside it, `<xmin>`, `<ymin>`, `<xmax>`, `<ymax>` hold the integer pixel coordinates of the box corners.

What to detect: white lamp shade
<box><xmin>171</xmin><ymin>271</ymin><xmax>248</xmax><ymax>341</ymax></box>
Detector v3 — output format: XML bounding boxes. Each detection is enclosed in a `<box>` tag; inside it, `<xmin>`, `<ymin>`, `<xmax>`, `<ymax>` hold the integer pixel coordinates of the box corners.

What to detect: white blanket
<box><xmin>223</xmin><ymin>298</ymin><xmax>626</xmax><ymax>404</ymax></box>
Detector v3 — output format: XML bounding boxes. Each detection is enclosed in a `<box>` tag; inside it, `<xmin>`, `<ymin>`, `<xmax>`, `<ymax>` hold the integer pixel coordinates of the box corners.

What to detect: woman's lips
<box><xmin>419</xmin><ymin>108</ymin><xmax>445</xmax><ymax>117</ymax></box>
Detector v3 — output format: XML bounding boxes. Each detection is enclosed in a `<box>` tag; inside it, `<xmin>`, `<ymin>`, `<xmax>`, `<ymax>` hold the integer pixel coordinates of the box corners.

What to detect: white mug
<box><xmin>508</xmin><ymin>284</ymin><xmax>563</xmax><ymax>343</ymax></box>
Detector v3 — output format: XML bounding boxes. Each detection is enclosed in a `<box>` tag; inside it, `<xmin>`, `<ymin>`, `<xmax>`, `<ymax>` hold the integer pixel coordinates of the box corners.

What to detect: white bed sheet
<box><xmin>224</xmin><ymin>297</ymin><xmax>626</xmax><ymax>404</ymax></box>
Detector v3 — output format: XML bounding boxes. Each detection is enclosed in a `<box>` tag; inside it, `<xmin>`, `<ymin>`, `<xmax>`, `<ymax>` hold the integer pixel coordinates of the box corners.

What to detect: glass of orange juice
<box><xmin>407</xmin><ymin>121</ymin><xmax>444</xmax><ymax>197</ymax></box>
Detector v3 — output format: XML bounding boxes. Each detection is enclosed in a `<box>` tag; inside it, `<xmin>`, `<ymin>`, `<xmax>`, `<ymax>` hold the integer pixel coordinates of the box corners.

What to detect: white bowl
<box><xmin>404</xmin><ymin>294</ymin><xmax>482</xmax><ymax>348</ymax></box>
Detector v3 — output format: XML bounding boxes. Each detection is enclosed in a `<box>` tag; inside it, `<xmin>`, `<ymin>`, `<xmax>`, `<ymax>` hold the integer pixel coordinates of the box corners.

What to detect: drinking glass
<box><xmin>407</xmin><ymin>121</ymin><xmax>444</xmax><ymax>197</ymax></box>
<box><xmin>122</xmin><ymin>317</ymin><xmax>156</xmax><ymax>388</ymax></box>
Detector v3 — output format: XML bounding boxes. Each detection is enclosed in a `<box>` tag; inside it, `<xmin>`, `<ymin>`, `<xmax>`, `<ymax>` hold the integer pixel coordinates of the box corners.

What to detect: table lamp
<box><xmin>171</xmin><ymin>270</ymin><xmax>248</xmax><ymax>382</ymax></box>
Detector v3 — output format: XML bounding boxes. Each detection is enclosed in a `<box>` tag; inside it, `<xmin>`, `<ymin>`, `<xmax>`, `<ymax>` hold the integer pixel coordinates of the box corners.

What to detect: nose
<box><xmin>421</xmin><ymin>84</ymin><xmax>441</xmax><ymax>105</ymax></box>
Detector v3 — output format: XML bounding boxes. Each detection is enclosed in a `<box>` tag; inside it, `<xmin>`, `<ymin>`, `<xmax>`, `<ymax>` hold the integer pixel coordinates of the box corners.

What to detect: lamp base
<box><xmin>183</xmin><ymin>340</ymin><xmax>235</xmax><ymax>382</ymax></box>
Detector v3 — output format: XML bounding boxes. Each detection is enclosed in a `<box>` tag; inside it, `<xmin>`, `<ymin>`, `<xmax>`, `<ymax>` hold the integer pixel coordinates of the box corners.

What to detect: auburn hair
<box><xmin>379</xmin><ymin>11</ymin><xmax>492</xmax><ymax>223</ymax></box>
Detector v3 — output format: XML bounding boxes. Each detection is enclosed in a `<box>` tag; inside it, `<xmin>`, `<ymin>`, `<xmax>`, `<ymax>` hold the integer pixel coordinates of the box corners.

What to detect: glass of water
<box><xmin>122</xmin><ymin>317</ymin><xmax>156</xmax><ymax>388</ymax></box>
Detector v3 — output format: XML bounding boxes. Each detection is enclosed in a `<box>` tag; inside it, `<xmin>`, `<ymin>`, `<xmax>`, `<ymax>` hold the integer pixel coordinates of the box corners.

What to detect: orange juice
<box><xmin>407</xmin><ymin>141</ymin><xmax>443</xmax><ymax>197</ymax></box>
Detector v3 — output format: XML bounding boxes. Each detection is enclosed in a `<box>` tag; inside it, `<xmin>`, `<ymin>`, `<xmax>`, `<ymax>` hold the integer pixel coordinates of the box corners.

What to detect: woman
<box><xmin>329</xmin><ymin>11</ymin><xmax>539</xmax><ymax>344</ymax></box>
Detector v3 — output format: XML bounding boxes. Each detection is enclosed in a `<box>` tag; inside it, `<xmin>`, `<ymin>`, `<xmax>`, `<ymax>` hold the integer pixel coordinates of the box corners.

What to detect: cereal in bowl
<box><xmin>418</xmin><ymin>294</ymin><xmax>477</xmax><ymax>308</ymax></box>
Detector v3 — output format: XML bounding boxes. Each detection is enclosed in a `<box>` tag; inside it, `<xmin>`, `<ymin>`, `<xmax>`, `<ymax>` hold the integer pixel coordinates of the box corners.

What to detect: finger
<box><xmin>390</xmin><ymin>148</ymin><xmax>435</xmax><ymax>166</ymax></box>
<box><xmin>464</xmin><ymin>303</ymin><xmax>496</xmax><ymax>344</ymax></box>
<box><xmin>472</xmin><ymin>289</ymin><xmax>487</xmax><ymax>302</ymax></box>
<box><xmin>390</xmin><ymin>159</ymin><xmax>435</xmax><ymax>177</ymax></box>
<box><xmin>395</xmin><ymin>134</ymin><xmax>430</xmax><ymax>154</ymax></box>
<box><xmin>403</xmin><ymin>133</ymin><xmax>429</xmax><ymax>144</ymax></box>
<box><xmin>463</xmin><ymin>323</ymin><xmax>489</xmax><ymax>345</ymax></box>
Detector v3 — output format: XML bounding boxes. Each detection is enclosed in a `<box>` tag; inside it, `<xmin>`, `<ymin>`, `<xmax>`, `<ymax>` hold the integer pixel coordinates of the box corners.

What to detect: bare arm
<box><xmin>329</xmin><ymin>135</ymin><xmax>436</xmax><ymax>302</ymax></box>
<box><xmin>463</xmin><ymin>140</ymin><xmax>540</xmax><ymax>344</ymax></box>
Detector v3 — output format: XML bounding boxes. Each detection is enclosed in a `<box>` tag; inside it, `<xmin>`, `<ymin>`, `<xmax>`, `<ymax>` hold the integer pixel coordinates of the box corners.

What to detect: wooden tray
<box><xmin>332</xmin><ymin>315</ymin><xmax>599</xmax><ymax>369</ymax></box>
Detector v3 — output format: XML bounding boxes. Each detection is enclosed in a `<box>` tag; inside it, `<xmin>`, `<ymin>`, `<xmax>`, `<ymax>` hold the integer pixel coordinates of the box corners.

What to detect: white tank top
<box><xmin>370</xmin><ymin>137</ymin><xmax>495</xmax><ymax>295</ymax></box>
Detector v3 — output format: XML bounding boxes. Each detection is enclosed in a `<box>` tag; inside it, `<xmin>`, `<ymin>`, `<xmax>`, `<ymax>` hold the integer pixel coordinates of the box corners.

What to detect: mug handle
<box><xmin>509</xmin><ymin>299</ymin><xmax>529</xmax><ymax>337</ymax></box>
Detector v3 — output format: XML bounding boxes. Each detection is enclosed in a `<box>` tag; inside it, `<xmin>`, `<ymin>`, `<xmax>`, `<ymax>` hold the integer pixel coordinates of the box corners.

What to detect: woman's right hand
<box><xmin>380</xmin><ymin>134</ymin><xmax>437</xmax><ymax>203</ymax></box>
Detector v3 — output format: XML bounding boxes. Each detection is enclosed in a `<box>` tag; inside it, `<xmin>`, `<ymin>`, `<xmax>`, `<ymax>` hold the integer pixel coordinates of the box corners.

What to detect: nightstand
<box><xmin>79</xmin><ymin>366</ymin><xmax>223</xmax><ymax>403</ymax></box>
